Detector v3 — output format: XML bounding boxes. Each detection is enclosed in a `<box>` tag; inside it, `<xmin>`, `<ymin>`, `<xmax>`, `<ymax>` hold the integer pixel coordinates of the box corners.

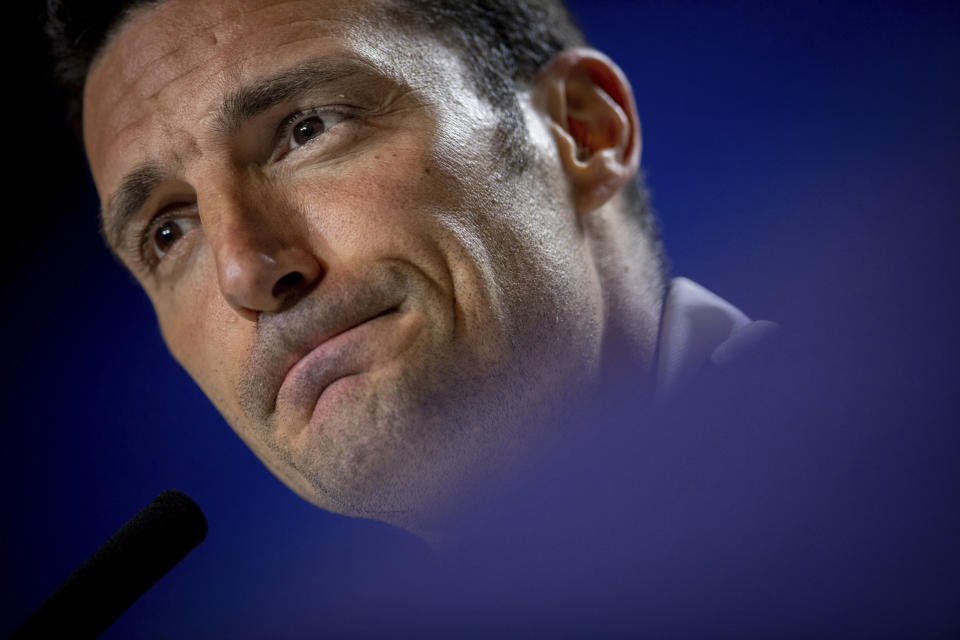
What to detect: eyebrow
<box><xmin>102</xmin><ymin>58</ymin><xmax>383</xmax><ymax>252</ymax></box>
<box><xmin>215</xmin><ymin>58</ymin><xmax>379</xmax><ymax>134</ymax></box>
<box><xmin>103</xmin><ymin>161</ymin><xmax>165</xmax><ymax>251</ymax></box>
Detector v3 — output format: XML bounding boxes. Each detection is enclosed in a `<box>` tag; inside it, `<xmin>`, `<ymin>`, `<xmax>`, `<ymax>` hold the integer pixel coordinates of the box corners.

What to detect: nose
<box><xmin>218</xmin><ymin>242</ymin><xmax>322</xmax><ymax>317</ymax></box>
<box><xmin>207</xmin><ymin>196</ymin><xmax>323</xmax><ymax>319</ymax></box>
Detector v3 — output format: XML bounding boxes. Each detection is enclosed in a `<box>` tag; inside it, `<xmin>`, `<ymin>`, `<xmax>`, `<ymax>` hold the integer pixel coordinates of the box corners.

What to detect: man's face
<box><xmin>84</xmin><ymin>0</ymin><xmax>605</xmax><ymax>523</ymax></box>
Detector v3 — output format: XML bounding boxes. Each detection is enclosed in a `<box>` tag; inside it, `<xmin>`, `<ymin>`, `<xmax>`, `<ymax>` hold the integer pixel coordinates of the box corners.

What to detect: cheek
<box><xmin>153</xmin><ymin>257</ymin><xmax>249</xmax><ymax>406</ymax></box>
<box><xmin>292</xmin><ymin>138</ymin><xmax>465</xmax><ymax>286</ymax></box>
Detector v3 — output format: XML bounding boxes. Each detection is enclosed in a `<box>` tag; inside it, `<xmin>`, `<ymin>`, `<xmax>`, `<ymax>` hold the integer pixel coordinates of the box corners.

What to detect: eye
<box><xmin>147</xmin><ymin>215</ymin><xmax>199</xmax><ymax>263</ymax></box>
<box><xmin>285</xmin><ymin>110</ymin><xmax>348</xmax><ymax>152</ymax></box>
<box><xmin>292</xmin><ymin>116</ymin><xmax>324</xmax><ymax>147</ymax></box>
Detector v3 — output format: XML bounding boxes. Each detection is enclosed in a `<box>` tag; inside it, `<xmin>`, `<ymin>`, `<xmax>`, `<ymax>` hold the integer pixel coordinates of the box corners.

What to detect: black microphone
<box><xmin>11</xmin><ymin>489</ymin><xmax>207</xmax><ymax>639</ymax></box>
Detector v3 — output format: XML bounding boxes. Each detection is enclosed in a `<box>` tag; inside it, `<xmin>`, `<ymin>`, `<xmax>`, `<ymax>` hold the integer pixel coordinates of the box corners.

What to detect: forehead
<box><xmin>90</xmin><ymin>0</ymin><xmax>384</xmax><ymax>85</ymax></box>
<box><xmin>83</xmin><ymin>0</ymin><xmax>437</xmax><ymax>190</ymax></box>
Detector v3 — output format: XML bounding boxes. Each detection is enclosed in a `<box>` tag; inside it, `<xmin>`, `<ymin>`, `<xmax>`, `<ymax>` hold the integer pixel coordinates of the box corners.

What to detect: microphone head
<box><xmin>13</xmin><ymin>489</ymin><xmax>207</xmax><ymax>639</ymax></box>
<box><xmin>120</xmin><ymin>489</ymin><xmax>208</xmax><ymax>557</ymax></box>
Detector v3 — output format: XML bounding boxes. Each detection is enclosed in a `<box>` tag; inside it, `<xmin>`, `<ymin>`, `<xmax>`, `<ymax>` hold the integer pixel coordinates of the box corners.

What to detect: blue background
<box><xmin>3</xmin><ymin>1</ymin><xmax>958</xmax><ymax>636</ymax></box>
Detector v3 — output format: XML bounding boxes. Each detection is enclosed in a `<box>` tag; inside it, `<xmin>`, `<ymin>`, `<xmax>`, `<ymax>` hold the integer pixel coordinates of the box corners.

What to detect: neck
<box><xmin>586</xmin><ymin>207</ymin><xmax>665</xmax><ymax>397</ymax></box>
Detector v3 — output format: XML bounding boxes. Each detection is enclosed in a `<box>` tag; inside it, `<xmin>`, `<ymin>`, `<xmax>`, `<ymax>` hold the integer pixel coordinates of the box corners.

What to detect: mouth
<box><xmin>274</xmin><ymin>305</ymin><xmax>402</xmax><ymax>425</ymax></box>
<box><xmin>237</xmin><ymin>265</ymin><xmax>420</xmax><ymax>423</ymax></box>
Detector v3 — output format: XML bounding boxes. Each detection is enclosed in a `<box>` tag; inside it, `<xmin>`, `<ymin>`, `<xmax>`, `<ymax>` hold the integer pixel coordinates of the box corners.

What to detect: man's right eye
<box><xmin>142</xmin><ymin>213</ymin><xmax>200</xmax><ymax>266</ymax></box>
<box><xmin>155</xmin><ymin>219</ymin><xmax>184</xmax><ymax>255</ymax></box>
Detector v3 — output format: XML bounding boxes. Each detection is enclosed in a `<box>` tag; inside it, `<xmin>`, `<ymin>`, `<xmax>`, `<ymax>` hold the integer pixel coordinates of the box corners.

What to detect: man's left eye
<box><xmin>286</xmin><ymin>111</ymin><xmax>348</xmax><ymax>151</ymax></box>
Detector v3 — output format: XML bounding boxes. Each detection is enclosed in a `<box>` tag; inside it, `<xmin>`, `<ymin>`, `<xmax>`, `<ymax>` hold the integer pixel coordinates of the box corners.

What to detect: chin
<box><xmin>273</xmin><ymin>360</ymin><xmax>515</xmax><ymax>523</ymax></box>
<box><xmin>271</xmin><ymin>370</ymin><xmax>447</xmax><ymax>518</ymax></box>
<box><xmin>253</xmin><ymin>324</ymin><xmax>595</xmax><ymax>528</ymax></box>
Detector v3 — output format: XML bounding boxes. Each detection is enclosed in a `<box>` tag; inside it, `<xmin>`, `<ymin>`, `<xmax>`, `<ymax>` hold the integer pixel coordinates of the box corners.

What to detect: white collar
<box><xmin>655</xmin><ymin>277</ymin><xmax>777</xmax><ymax>396</ymax></box>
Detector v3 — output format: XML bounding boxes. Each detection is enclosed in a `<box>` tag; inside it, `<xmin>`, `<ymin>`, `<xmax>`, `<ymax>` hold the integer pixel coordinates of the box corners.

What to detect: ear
<box><xmin>537</xmin><ymin>49</ymin><xmax>642</xmax><ymax>214</ymax></box>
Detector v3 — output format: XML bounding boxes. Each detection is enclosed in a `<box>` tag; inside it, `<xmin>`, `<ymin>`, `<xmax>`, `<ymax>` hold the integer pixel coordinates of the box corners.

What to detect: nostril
<box><xmin>273</xmin><ymin>271</ymin><xmax>304</xmax><ymax>298</ymax></box>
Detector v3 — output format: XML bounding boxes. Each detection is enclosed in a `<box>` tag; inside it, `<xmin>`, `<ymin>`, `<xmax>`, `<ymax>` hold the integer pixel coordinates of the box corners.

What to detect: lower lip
<box><xmin>308</xmin><ymin>372</ymin><xmax>365</xmax><ymax>417</ymax></box>
<box><xmin>277</xmin><ymin>311</ymin><xmax>399</xmax><ymax>426</ymax></box>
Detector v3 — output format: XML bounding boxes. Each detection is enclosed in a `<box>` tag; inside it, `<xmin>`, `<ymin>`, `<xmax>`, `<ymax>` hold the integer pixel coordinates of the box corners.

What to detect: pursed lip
<box><xmin>277</xmin><ymin>305</ymin><xmax>399</xmax><ymax>410</ymax></box>
<box><xmin>238</xmin><ymin>268</ymin><xmax>411</xmax><ymax>421</ymax></box>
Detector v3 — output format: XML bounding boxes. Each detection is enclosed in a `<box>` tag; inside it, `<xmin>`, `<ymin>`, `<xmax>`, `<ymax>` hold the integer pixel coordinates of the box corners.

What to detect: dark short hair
<box><xmin>46</xmin><ymin>0</ymin><xmax>664</xmax><ymax>276</ymax></box>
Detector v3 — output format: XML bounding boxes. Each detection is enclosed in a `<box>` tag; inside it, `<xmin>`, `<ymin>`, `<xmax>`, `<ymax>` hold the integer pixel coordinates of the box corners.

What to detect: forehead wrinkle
<box><xmin>104</xmin><ymin>17</ymin><xmax>374</xmax><ymax>143</ymax></box>
<box><xmin>96</xmin><ymin>56</ymin><xmax>223</xmax><ymax>160</ymax></box>
<box><xmin>112</xmin><ymin>0</ymin><xmax>301</xmax><ymax>64</ymax></box>
<box><xmin>143</xmin><ymin>13</ymin><xmax>367</xmax><ymax>105</ymax></box>
<box><xmin>145</xmin><ymin>58</ymin><xmax>217</xmax><ymax>107</ymax></box>
<box><xmin>97</xmin><ymin>12</ymin><xmax>221</xmax><ymax>94</ymax></box>
<box><xmin>119</xmin><ymin>29</ymin><xmax>237</xmax><ymax>111</ymax></box>
<box><xmin>95</xmin><ymin>2</ymin><xmax>317</xmax><ymax>107</ymax></box>
<box><xmin>90</xmin><ymin>38</ymin><xmax>225</xmax><ymax>143</ymax></box>
<box><xmin>108</xmin><ymin>0</ymin><xmax>360</xmax><ymax>77</ymax></box>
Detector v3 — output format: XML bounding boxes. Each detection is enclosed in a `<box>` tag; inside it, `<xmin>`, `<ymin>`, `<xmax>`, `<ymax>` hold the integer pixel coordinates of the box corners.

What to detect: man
<box><xmin>47</xmin><ymin>0</ymin><xmax>768</xmax><ymax>539</ymax></box>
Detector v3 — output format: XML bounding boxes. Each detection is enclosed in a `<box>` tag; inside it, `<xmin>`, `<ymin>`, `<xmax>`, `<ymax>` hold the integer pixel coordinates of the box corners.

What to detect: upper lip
<box><xmin>238</xmin><ymin>271</ymin><xmax>406</xmax><ymax>419</ymax></box>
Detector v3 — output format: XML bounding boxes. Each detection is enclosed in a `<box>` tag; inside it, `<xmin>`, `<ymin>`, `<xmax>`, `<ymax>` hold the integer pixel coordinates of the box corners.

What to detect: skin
<box><xmin>83</xmin><ymin>0</ymin><xmax>661</xmax><ymax>537</ymax></box>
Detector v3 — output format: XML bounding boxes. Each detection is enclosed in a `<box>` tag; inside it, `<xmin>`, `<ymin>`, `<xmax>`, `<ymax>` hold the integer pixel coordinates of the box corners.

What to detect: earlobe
<box><xmin>540</xmin><ymin>49</ymin><xmax>642</xmax><ymax>214</ymax></box>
